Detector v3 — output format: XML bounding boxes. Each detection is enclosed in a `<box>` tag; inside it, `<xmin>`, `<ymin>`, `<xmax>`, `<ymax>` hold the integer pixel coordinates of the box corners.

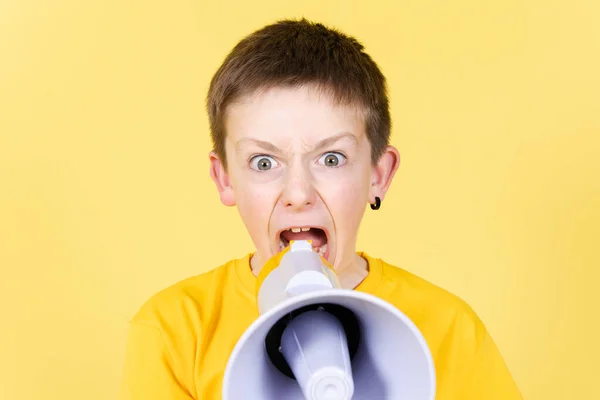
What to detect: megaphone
<box><xmin>223</xmin><ymin>240</ymin><xmax>436</xmax><ymax>400</ymax></box>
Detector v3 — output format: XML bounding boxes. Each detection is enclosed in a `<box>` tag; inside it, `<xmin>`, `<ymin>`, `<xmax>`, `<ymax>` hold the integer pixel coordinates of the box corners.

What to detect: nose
<box><xmin>280</xmin><ymin>163</ymin><xmax>317</xmax><ymax>210</ymax></box>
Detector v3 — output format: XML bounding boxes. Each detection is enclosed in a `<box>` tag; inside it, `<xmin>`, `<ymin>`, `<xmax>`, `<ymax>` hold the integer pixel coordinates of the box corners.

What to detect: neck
<box><xmin>250</xmin><ymin>252</ymin><xmax>369</xmax><ymax>290</ymax></box>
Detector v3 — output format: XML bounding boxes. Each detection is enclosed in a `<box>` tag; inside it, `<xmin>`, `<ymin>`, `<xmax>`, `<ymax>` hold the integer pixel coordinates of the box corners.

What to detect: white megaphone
<box><xmin>223</xmin><ymin>240</ymin><xmax>436</xmax><ymax>400</ymax></box>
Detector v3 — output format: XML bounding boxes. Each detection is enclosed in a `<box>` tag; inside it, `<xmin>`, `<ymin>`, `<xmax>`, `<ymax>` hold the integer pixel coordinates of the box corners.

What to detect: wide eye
<box><xmin>250</xmin><ymin>155</ymin><xmax>279</xmax><ymax>171</ymax></box>
<box><xmin>318</xmin><ymin>152</ymin><xmax>346</xmax><ymax>167</ymax></box>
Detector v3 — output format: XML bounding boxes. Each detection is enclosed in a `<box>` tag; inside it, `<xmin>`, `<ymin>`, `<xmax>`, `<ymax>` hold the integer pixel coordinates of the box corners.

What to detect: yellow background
<box><xmin>1</xmin><ymin>0</ymin><xmax>598</xmax><ymax>399</ymax></box>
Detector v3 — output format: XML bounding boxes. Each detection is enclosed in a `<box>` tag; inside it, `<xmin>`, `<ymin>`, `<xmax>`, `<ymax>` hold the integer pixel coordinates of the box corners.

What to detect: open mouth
<box><xmin>277</xmin><ymin>227</ymin><xmax>329</xmax><ymax>259</ymax></box>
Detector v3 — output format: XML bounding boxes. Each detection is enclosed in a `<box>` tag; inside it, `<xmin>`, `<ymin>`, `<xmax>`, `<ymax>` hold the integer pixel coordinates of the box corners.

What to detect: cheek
<box><xmin>318</xmin><ymin>172</ymin><xmax>370</xmax><ymax>232</ymax></box>
<box><xmin>233</xmin><ymin>177</ymin><xmax>278</xmax><ymax>237</ymax></box>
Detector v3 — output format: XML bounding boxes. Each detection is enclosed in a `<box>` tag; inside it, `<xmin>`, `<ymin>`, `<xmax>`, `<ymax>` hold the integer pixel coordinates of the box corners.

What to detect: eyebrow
<box><xmin>235</xmin><ymin>132</ymin><xmax>358</xmax><ymax>154</ymax></box>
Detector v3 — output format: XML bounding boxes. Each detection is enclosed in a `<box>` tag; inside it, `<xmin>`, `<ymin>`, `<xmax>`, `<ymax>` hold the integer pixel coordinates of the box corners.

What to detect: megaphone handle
<box><xmin>264</xmin><ymin>303</ymin><xmax>361</xmax><ymax>380</ymax></box>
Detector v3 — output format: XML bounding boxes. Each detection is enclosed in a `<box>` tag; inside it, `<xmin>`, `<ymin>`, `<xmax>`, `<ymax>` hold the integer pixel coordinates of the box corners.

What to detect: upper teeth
<box><xmin>278</xmin><ymin>227</ymin><xmax>327</xmax><ymax>255</ymax></box>
<box><xmin>290</xmin><ymin>227</ymin><xmax>311</xmax><ymax>233</ymax></box>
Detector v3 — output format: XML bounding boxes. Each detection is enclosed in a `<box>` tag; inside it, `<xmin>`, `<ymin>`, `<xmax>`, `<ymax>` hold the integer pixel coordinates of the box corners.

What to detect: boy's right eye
<box><xmin>249</xmin><ymin>155</ymin><xmax>279</xmax><ymax>171</ymax></box>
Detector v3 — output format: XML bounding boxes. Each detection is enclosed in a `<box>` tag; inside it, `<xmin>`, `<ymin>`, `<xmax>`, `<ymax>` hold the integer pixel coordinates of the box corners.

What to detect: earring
<box><xmin>370</xmin><ymin>196</ymin><xmax>381</xmax><ymax>210</ymax></box>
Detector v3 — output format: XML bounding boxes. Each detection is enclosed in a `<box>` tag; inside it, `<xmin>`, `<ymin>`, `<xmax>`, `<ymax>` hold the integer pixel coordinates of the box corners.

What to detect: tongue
<box><xmin>280</xmin><ymin>229</ymin><xmax>327</xmax><ymax>248</ymax></box>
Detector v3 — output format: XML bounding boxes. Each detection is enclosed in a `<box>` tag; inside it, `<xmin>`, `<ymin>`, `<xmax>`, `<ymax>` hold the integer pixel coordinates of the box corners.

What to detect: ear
<box><xmin>209</xmin><ymin>151</ymin><xmax>236</xmax><ymax>206</ymax></box>
<box><xmin>370</xmin><ymin>145</ymin><xmax>401</xmax><ymax>203</ymax></box>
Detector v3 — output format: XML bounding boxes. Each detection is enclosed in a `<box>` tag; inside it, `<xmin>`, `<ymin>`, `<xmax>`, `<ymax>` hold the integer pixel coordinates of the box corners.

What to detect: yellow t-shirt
<box><xmin>119</xmin><ymin>253</ymin><xmax>522</xmax><ymax>399</ymax></box>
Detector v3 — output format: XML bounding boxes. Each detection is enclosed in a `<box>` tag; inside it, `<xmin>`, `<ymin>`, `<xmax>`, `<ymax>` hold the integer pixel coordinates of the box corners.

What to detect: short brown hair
<box><xmin>206</xmin><ymin>18</ymin><xmax>391</xmax><ymax>168</ymax></box>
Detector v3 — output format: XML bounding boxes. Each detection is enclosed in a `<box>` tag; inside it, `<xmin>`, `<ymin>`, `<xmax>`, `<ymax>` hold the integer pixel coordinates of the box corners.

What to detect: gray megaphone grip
<box><xmin>264</xmin><ymin>303</ymin><xmax>361</xmax><ymax>379</ymax></box>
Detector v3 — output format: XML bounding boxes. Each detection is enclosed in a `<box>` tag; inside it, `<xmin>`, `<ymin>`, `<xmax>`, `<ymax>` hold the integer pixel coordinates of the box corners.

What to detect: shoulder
<box><xmin>364</xmin><ymin>256</ymin><xmax>522</xmax><ymax>397</ymax></box>
<box><xmin>381</xmin><ymin>257</ymin><xmax>480</xmax><ymax>314</ymax></box>
<box><xmin>372</xmin><ymin>256</ymin><xmax>488</xmax><ymax>348</ymax></box>
<box><xmin>130</xmin><ymin>256</ymin><xmax>245</xmax><ymax>327</ymax></box>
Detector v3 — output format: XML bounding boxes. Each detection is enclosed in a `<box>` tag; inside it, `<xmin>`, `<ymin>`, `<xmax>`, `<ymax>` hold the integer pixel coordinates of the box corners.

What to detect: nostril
<box><xmin>284</xmin><ymin>200</ymin><xmax>312</xmax><ymax>207</ymax></box>
<box><xmin>280</xmin><ymin>186</ymin><xmax>316</xmax><ymax>209</ymax></box>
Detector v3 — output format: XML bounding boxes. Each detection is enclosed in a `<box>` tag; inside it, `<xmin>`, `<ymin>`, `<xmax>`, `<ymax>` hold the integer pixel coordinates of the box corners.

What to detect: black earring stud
<box><xmin>370</xmin><ymin>196</ymin><xmax>381</xmax><ymax>210</ymax></box>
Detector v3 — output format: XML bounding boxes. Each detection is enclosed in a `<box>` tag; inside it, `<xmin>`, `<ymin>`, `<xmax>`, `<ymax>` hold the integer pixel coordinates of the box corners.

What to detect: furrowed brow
<box><xmin>235</xmin><ymin>132</ymin><xmax>358</xmax><ymax>154</ymax></box>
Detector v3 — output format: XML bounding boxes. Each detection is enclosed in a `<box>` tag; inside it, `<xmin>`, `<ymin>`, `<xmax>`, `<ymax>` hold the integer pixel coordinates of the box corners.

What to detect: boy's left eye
<box><xmin>318</xmin><ymin>152</ymin><xmax>346</xmax><ymax>167</ymax></box>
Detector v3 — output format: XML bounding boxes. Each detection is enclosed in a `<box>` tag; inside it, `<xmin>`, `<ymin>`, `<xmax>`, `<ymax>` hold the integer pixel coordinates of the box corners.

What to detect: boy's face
<box><xmin>210</xmin><ymin>86</ymin><xmax>399</xmax><ymax>273</ymax></box>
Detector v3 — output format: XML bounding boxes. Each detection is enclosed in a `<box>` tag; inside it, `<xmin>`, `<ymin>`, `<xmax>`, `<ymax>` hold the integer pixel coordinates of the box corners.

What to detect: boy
<box><xmin>119</xmin><ymin>19</ymin><xmax>522</xmax><ymax>399</ymax></box>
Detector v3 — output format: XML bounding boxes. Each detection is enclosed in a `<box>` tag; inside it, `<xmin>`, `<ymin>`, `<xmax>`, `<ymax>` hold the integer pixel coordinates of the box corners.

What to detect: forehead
<box><xmin>224</xmin><ymin>85</ymin><xmax>367</xmax><ymax>145</ymax></box>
